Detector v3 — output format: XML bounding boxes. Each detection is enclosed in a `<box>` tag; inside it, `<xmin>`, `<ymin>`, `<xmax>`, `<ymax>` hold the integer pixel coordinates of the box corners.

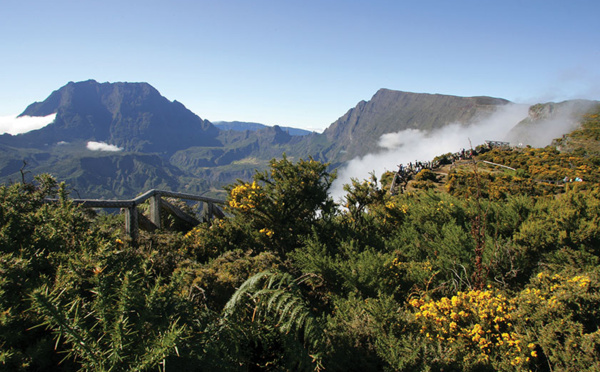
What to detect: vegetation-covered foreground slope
<box><xmin>1</xmin><ymin>107</ymin><xmax>600</xmax><ymax>371</ymax></box>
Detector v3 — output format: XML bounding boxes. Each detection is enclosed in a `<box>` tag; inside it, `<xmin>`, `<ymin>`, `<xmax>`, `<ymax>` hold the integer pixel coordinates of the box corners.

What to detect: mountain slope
<box><xmin>214</xmin><ymin>121</ymin><xmax>313</xmax><ymax>136</ymax></box>
<box><xmin>322</xmin><ymin>89</ymin><xmax>510</xmax><ymax>164</ymax></box>
<box><xmin>505</xmin><ymin>100</ymin><xmax>599</xmax><ymax>147</ymax></box>
<box><xmin>4</xmin><ymin>80</ymin><xmax>219</xmax><ymax>154</ymax></box>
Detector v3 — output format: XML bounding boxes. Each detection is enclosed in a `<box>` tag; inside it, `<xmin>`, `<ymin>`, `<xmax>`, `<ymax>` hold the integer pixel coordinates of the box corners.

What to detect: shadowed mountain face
<box><xmin>322</xmin><ymin>89</ymin><xmax>511</xmax><ymax>163</ymax></box>
<box><xmin>9</xmin><ymin>80</ymin><xmax>219</xmax><ymax>154</ymax></box>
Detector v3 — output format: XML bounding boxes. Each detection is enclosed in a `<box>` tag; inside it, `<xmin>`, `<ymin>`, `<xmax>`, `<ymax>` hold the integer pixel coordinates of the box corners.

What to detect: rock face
<box><xmin>322</xmin><ymin>89</ymin><xmax>510</xmax><ymax>163</ymax></box>
<box><xmin>9</xmin><ymin>80</ymin><xmax>219</xmax><ymax>154</ymax></box>
<box><xmin>506</xmin><ymin>100</ymin><xmax>598</xmax><ymax>147</ymax></box>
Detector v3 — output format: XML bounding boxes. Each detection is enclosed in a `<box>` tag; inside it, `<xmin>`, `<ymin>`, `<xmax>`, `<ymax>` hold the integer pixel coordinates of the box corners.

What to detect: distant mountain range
<box><xmin>214</xmin><ymin>121</ymin><xmax>313</xmax><ymax>136</ymax></box>
<box><xmin>1</xmin><ymin>80</ymin><xmax>597</xmax><ymax>198</ymax></box>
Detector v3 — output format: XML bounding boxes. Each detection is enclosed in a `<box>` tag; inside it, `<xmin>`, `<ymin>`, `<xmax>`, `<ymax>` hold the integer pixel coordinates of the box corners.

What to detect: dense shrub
<box><xmin>2</xmin><ymin>134</ymin><xmax>600</xmax><ymax>371</ymax></box>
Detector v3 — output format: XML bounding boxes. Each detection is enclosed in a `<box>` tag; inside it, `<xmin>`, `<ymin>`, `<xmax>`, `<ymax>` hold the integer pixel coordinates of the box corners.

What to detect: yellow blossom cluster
<box><xmin>184</xmin><ymin>219</ymin><xmax>226</xmax><ymax>242</ymax></box>
<box><xmin>390</xmin><ymin>258</ymin><xmax>432</xmax><ymax>273</ymax></box>
<box><xmin>520</xmin><ymin>272</ymin><xmax>592</xmax><ymax>310</ymax></box>
<box><xmin>374</xmin><ymin>201</ymin><xmax>409</xmax><ymax>226</ymax></box>
<box><xmin>228</xmin><ymin>181</ymin><xmax>264</xmax><ymax>212</ymax></box>
<box><xmin>410</xmin><ymin>289</ymin><xmax>532</xmax><ymax>365</ymax></box>
<box><xmin>259</xmin><ymin>228</ymin><xmax>274</xmax><ymax>238</ymax></box>
<box><xmin>435</xmin><ymin>200</ymin><xmax>454</xmax><ymax>212</ymax></box>
<box><xmin>385</xmin><ymin>201</ymin><xmax>409</xmax><ymax>214</ymax></box>
<box><xmin>537</xmin><ymin>271</ymin><xmax>592</xmax><ymax>289</ymax></box>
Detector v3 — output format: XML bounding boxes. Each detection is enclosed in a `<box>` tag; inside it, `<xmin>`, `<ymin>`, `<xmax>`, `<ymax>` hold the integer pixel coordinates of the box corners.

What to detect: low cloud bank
<box><xmin>0</xmin><ymin>114</ymin><xmax>56</xmax><ymax>135</ymax></box>
<box><xmin>505</xmin><ymin>100</ymin><xmax>598</xmax><ymax>148</ymax></box>
<box><xmin>330</xmin><ymin>104</ymin><xmax>530</xmax><ymax>201</ymax></box>
<box><xmin>86</xmin><ymin>141</ymin><xmax>123</xmax><ymax>152</ymax></box>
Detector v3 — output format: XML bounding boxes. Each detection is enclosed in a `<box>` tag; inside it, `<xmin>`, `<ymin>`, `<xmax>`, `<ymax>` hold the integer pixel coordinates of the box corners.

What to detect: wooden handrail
<box><xmin>47</xmin><ymin>189</ymin><xmax>225</xmax><ymax>208</ymax></box>
<box><xmin>46</xmin><ymin>189</ymin><xmax>226</xmax><ymax>242</ymax></box>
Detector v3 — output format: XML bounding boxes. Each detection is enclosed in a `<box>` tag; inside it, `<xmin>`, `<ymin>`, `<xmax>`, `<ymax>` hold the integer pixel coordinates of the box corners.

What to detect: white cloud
<box><xmin>86</xmin><ymin>141</ymin><xmax>123</xmax><ymax>152</ymax></box>
<box><xmin>330</xmin><ymin>104</ymin><xmax>530</xmax><ymax>201</ymax></box>
<box><xmin>303</xmin><ymin>126</ymin><xmax>325</xmax><ymax>134</ymax></box>
<box><xmin>0</xmin><ymin>113</ymin><xmax>56</xmax><ymax>135</ymax></box>
<box><xmin>505</xmin><ymin>100</ymin><xmax>597</xmax><ymax>148</ymax></box>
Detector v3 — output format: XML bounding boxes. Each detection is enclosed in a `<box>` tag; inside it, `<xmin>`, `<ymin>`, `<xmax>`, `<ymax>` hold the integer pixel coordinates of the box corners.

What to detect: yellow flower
<box><xmin>259</xmin><ymin>228</ymin><xmax>274</xmax><ymax>237</ymax></box>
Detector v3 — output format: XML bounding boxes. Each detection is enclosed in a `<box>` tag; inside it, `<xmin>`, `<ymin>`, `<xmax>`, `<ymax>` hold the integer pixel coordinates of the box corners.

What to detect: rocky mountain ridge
<box><xmin>9</xmin><ymin>80</ymin><xmax>219</xmax><ymax>154</ymax></box>
<box><xmin>214</xmin><ymin>121</ymin><xmax>313</xmax><ymax>136</ymax></box>
<box><xmin>1</xmin><ymin>80</ymin><xmax>597</xmax><ymax>198</ymax></box>
<box><xmin>322</xmin><ymin>89</ymin><xmax>511</xmax><ymax>164</ymax></box>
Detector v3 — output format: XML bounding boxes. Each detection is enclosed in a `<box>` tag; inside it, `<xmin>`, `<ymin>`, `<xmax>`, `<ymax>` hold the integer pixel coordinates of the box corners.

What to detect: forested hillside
<box><xmin>1</xmin><ymin>107</ymin><xmax>600</xmax><ymax>371</ymax></box>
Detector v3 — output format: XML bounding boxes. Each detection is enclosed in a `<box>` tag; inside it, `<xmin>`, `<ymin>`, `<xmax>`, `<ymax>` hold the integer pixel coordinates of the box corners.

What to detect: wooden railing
<box><xmin>47</xmin><ymin>190</ymin><xmax>226</xmax><ymax>241</ymax></box>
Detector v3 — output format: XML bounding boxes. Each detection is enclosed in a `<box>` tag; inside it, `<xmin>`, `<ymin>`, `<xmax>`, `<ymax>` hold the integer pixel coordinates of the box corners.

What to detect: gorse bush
<box><xmin>409</xmin><ymin>289</ymin><xmax>530</xmax><ymax>370</ymax></box>
<box><xmin>2</xmin><ymin>116</ymin><xmax>600</xmax><ymax>372</ymax></box>
<box><xmin>511</xmin><ymin>270</ymin><xmax>600</xmax><ymax>371</ymax></box>
<box><xmin>186</xmin><ymin>155</ymin><xmax>336</xmax><ymax>260</ymax></box>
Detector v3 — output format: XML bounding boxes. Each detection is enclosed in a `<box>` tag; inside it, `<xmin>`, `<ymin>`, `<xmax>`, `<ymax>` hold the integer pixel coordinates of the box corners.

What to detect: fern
<box><xmin>221</xmin><ymin>270</ymin><xmax>326</xmax><ymax>370</ymax></box>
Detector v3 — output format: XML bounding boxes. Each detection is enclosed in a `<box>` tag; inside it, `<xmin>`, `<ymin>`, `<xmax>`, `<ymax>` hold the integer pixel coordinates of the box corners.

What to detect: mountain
<box><xmin>505</xmin><ymin>100</ymin><xmax>599</xmax><ymax>147</ymax></box>
<box><xmin>4</xmin><ymin>80</ymin><xmax>219</xmax><ymax>154</ymax></box>
<box><xmin>1</xmin><ymin>80</ymin><xmax>597</xmax><ymax>199</ymax></box>
<box><xmin>322</xmin><ymin>89</ymin><xmax>510</xmax><ymax>164</ymax></box>
<box><xmin>214</xmin><ymin>121</ymin><xmax>313</xmax><ymax>136</ymax></box>
<box><xmin>0</xmin><ymin>80</ymin><xmax>223</xmax><ymax>198</ymax></box>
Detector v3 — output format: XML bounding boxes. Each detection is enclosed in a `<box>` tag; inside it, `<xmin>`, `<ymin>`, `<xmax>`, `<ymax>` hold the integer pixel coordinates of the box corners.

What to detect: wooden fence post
<box><xmin>124</xmin><ymin>206</ymin><xmax>139</xmax><ymax>242</ymax></box>
<box><xmin>206</xmin><ymin>202</ymin><xmax>214</xmax><ymax>222</ymax></box>
<box><xmin>149</xmin><ymin>193</ymin><xmax>162</xmax><ymax>229</ymax></box>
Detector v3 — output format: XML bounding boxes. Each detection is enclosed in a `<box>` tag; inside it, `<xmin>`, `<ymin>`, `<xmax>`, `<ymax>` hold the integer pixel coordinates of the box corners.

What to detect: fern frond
<box><xmin>221</xmin><ymin>270</ymin><xmax>326</xmax><ymax>366</ymax></box>
<box><xmin>222</xmin><ymin>270</ymin><xmax>274</xmax><ymax>319</ymax></box>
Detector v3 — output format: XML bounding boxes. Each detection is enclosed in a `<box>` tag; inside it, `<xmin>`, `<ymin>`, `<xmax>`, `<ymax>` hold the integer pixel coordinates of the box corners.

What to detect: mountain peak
<box><xmin>10</xmin><ymin>80</ymin><xmax>219</xmax><ymax>154</ymax></box>
<box><xmin>322</xmin><ymin>88</ymin><xmax>511</xmax><ymax>163</ymax></box>
<box><xmin>19</xmin><ymin>80</ymin><xmax>161</xmax><ymax>118</ymax></box>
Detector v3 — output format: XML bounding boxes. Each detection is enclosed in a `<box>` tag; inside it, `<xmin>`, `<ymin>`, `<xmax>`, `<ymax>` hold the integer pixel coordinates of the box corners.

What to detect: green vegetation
<box><xmin>2</xmin><ymin>112</ymin><xmax>600</xmax><ymax>370</ymax></box>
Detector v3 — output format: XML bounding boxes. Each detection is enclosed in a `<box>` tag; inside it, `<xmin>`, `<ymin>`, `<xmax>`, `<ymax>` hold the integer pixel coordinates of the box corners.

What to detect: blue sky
<box><xmin>2</xmin><ymin>0</ymin><xmax>599</xmax><ymax>131</ymax></box>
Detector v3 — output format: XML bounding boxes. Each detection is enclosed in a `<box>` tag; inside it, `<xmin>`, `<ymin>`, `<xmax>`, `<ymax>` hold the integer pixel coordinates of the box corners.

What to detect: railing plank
<box><xmin>161</xmin><ymin>199</ymin><xmax>200</xmax><ymax>227</ymax></box>
<box><xmin>45</xmin><ymin>189</ymin><xmax>226</xmax><ymax>242</ymax></box>
<box><xmin>154</xmin><ymin>190</ymin><xmax>225</xmax><ymax>204</ymax></box>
